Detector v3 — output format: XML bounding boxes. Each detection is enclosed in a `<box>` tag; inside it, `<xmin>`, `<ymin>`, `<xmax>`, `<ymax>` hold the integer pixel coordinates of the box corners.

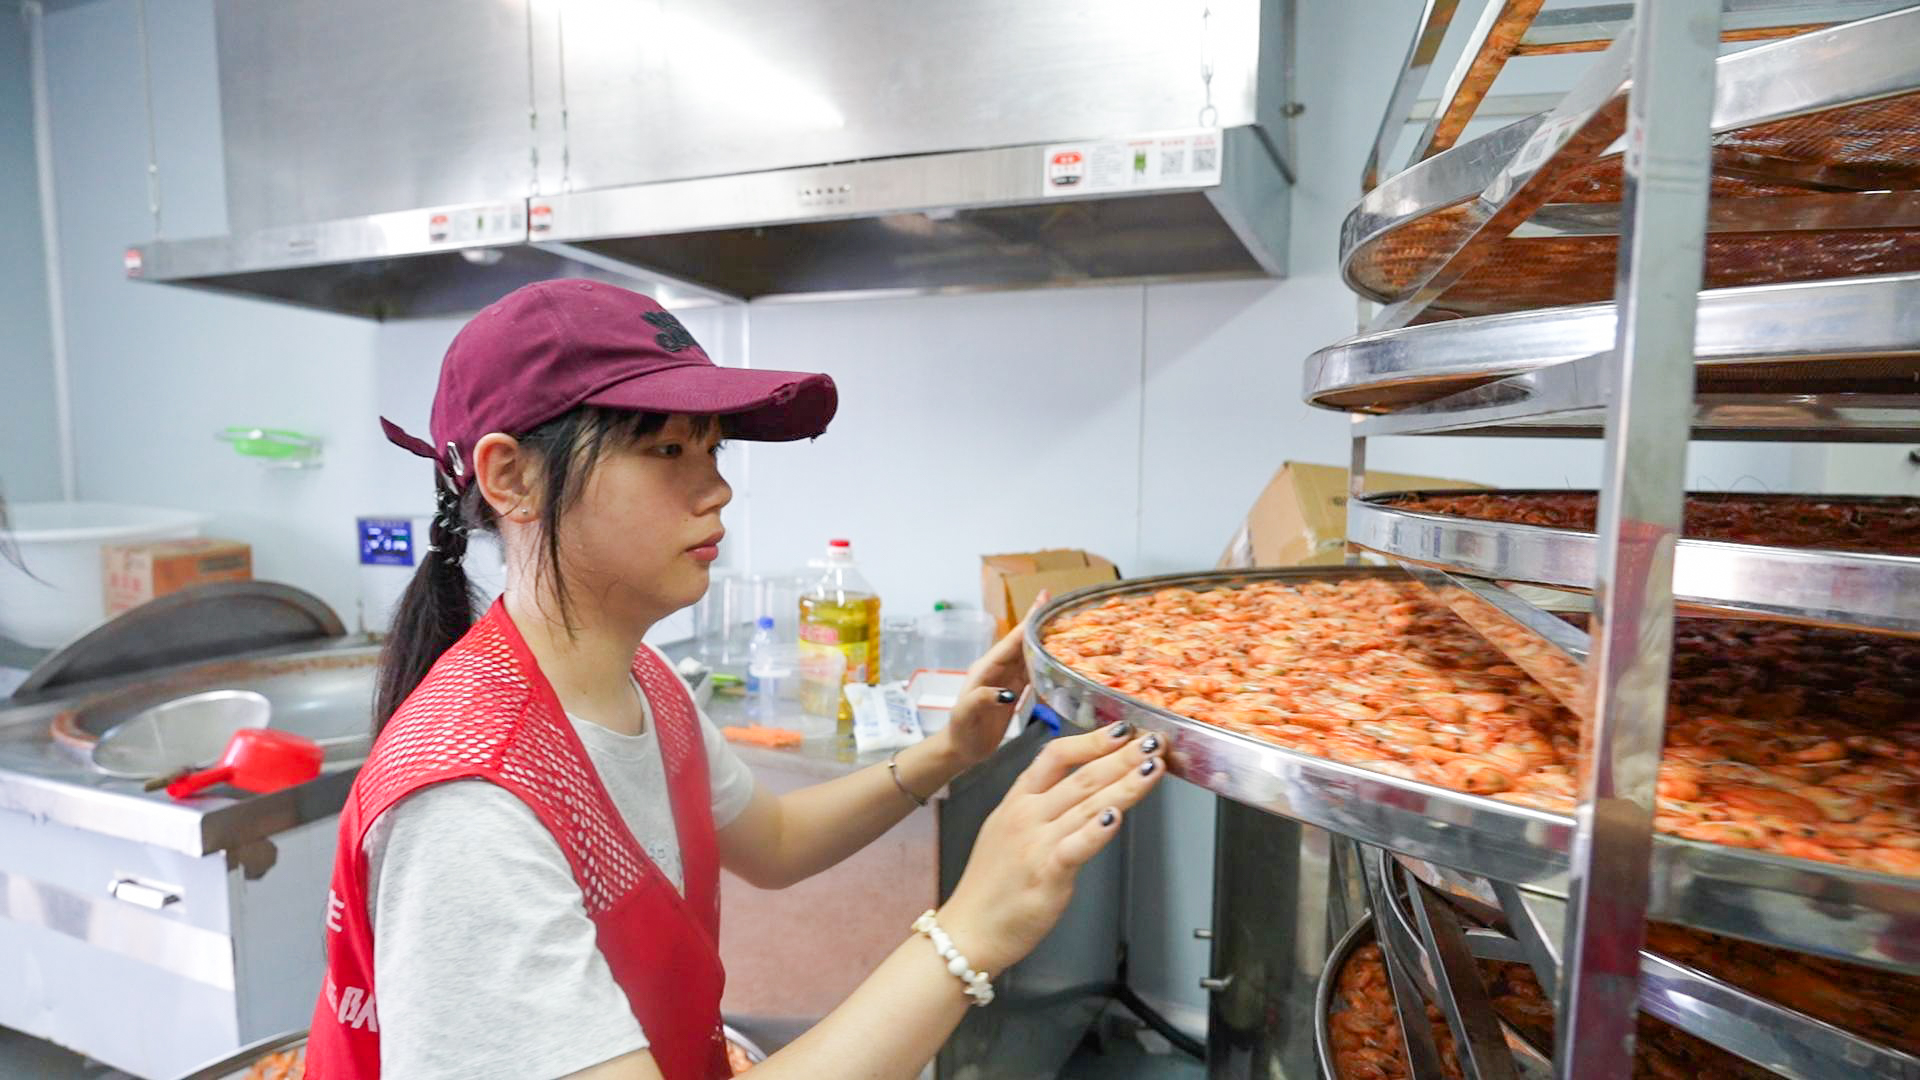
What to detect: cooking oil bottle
<box><xmin>798</xmin><ymin>539</ymin><xmax>881</xmax><ymax>735</ymax></box>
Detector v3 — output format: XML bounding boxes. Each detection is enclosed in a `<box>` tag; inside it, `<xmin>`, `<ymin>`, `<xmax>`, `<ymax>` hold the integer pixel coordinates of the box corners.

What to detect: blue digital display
<box><xmin>359</xmin><ymin>518</ymin><xmax>416</xmax><ymax>566</ymax></box>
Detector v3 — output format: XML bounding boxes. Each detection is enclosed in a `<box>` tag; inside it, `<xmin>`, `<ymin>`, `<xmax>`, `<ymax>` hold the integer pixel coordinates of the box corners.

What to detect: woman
<box><xmin>307</xmin><ymin>280</ymin><xmax>1165</xmax><ymax>1079</ymax></box>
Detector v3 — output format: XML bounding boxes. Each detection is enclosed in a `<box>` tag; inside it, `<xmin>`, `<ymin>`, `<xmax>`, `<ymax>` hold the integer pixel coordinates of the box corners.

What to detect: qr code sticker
<box><xmin>1161</xmin><ymin>148</ymin><xmax>1186</xmax><ymax>175</ymax></box>
<box><xmin>1193</xmin><ymin>145</ymin><xmax>1219</xmax><ymax>173</ymax></box>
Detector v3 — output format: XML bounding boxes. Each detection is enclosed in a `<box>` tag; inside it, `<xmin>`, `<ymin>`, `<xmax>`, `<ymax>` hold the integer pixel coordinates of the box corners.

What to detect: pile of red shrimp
<box><xmin>1042</xmin><ymin>578</ymin><xmax>1920</xmax><ymax>876</ymax></box>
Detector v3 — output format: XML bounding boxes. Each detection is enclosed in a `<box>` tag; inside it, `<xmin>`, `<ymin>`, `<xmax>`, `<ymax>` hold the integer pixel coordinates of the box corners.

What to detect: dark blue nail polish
<box><xmin>1140</xmin><ymin>758</ymin><xmax>1158</xmax><ymax>777</ymax></box>
<box><xmin>1099</xmin><ymin>807</ymin><xmax>1118</xmax><ymax>827</ymax></box>
<box><xmin>996</xmin><ymin>688</ymin><xmax>1017</xmax><ymax>704</ymax></box>
<box><xmin>1140</xmin><ymin>734</ymin><xmax>1161</xmax><ymax>754</ymax></box>
<box><xmin>1108</xmin><ymin>721</ymin><xmax>1132</xmax><ymax>739</ymax></box>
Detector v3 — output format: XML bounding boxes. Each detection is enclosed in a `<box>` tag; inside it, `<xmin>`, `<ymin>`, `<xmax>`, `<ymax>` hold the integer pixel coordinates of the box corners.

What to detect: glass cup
<box><xmin>917</xmin><ymin>610</ymin><xmax>998</xmax><ymax>674</ymax></box>
<box><xmin>881</xmin><ymin>615</ymin><xmax>920</xmax><ymax>684</ymax></box>
<box><xmin>746</xmin><ymin>571</ymin><xmax>806</xmax><ymax>647</ymax></box>
<box><xmin>690</xmin><ymin>569</ymin><xmax>738</xmax><ymax>663</ymax></box>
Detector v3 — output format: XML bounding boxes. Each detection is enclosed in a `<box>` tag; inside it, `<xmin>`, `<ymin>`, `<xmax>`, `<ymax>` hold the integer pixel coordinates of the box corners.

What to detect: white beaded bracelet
<box><xmin>912</xmin><ymin>910</ymin><xmax>995</xmax><ymax>1007</ymax></box>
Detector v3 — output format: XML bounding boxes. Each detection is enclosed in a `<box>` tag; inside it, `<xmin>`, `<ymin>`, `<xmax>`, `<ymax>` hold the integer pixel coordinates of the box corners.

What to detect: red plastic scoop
<box><xmin>165</xmin><ymin>728</ymin><xmax>324</xmax><ymax>799</ymax></box>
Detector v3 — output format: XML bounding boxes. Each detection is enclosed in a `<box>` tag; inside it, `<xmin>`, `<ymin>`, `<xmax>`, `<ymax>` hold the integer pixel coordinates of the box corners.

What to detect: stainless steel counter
<box><xmin>0</xmin><ymin>635</ymin><xmax>899</xmax><ymax>860</ymax></box>
<box><xmin>0</xmin><ymin>639</ymin><xmax>378</xmax><ymax>857</ymax></box>
<box><xmin>0</xmin><ymin>632</ymin><xmax>364</xmax><ymax>1079</ymax></box>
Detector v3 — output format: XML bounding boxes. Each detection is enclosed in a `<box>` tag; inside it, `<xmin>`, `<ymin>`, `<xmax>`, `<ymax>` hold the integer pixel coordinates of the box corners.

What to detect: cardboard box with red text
<box><xmin>103</xmin><ymin>538</ymin><xmax>253</xmax><ymax>616</ymax></box>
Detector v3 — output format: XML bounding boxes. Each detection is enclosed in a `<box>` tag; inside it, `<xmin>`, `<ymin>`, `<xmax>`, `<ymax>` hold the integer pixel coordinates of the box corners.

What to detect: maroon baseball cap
<box><xmin>381</xmin><ymin>279</ymin><xmax>836</xmax><ymax>487</ymax></box>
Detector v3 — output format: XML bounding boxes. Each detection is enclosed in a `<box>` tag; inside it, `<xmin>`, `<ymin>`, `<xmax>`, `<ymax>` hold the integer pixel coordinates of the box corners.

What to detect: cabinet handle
<box><xmin>109</xmin><ymin>877</ymin><xmax>180</xmax><ymax>910</ymax></box>
<box><xmin>1199</xmin><ymin>975</ymin><xmax>1233</xmax><ymax>993</ymax></box>
<box><xmin>1194</xmin><ymin>927</ymin><xmax>1213</xmax><ymax>940</ymax></box>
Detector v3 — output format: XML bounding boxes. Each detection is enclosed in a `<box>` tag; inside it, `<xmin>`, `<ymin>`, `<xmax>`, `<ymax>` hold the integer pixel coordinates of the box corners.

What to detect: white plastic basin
<box><xmin>1</xmin><ymin>502</ymin><xmax>208</xmax><ymax>648</ymax></box>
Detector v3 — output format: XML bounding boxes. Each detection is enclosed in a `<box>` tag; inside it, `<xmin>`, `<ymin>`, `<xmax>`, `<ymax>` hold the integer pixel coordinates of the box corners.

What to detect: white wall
<box><xmin>36</xmin><ymin>0</ymin><xmax>387</xmax><ymax>626</ymax></box>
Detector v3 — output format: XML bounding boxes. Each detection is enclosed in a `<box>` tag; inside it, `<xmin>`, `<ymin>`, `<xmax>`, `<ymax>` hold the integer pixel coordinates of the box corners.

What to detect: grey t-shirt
<box><xmin>364</xmin><ymin>664</ymin><xmax>756</xmax><ymax>1080</ymax></box>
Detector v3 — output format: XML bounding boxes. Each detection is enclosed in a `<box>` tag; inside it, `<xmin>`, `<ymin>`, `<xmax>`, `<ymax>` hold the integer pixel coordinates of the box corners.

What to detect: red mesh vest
<box><xmin>307</xmin><ymin>600</ymin><xmax>729</xmax><ymax>1080</ymax></box>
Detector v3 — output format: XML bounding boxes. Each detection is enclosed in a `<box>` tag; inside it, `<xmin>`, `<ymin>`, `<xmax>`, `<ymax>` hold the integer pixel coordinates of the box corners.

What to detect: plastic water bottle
<box><xmin>747</xmin><ymin>616</ymin><xmax>777</xmax><ymax>720</ymax></box>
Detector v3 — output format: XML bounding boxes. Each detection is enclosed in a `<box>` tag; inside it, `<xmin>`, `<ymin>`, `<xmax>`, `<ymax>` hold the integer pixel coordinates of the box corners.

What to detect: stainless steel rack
<box><xmin>1347</xmin><ymin>491</ymin><xmax>1920</xmax><ymax>635</ymax></box>
<box><xmin>1360</xmin><ymin>0</ymin><xmax>1920</xmax><ymax>194</ymax></box>
<box><xmin>1028</xmin><ymin>3</ymin><xmax>1920</xmax><ymax>1079</ymax></box>
<box><xmin>1350</xmin><ymin>5</ymin><xmax>1920</xmax><ymax>328</ymax></box>
<box><xmin>1374</xmin><ymin>848</ymin><xmax>1920</xmax><ymax>1080</ymax></box>
<box><xmin>1304</xmin><ymin>273</ymin><xmax>1920</xmax><ymax>417</ymax></box>
<box><xmin>1326</xmin><ymin>1</ymin><xmax>1920</xmax><ymax>1076</ymax></box>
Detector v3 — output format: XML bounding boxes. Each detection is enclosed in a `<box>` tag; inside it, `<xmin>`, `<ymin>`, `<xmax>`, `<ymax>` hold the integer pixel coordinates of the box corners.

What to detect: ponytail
<box><xmin>373</xmin><ymin>481</ymin><xmax>486</xmax><ymax>734</ymax></box>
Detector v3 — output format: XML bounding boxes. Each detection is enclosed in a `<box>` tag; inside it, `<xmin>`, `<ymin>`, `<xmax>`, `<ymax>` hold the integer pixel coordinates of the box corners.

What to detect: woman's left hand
<box><xmin>939</xmin><ymin>591</ymin><xmax>1049</xmax><ymax>768</ymax></box>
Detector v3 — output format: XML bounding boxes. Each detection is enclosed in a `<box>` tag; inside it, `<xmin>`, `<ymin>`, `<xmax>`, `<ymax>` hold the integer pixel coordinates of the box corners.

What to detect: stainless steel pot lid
<box><xmin>91</xmin><ymin>688</ymin><xmax>271</xmax><ymax>779</ymax></box>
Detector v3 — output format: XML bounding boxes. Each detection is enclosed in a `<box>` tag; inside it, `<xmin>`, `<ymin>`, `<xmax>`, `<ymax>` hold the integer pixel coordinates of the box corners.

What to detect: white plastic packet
<box><xmin>847</xmin><ymin>681</ymin><xmax>924</xmax><ymax>754</ymax></box>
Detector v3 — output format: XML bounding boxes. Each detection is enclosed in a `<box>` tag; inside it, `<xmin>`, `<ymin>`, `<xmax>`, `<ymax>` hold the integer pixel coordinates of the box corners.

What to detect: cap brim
<box><xmin>582</xmin><ymin>365</ymin><xmax>838</xmax><ymax>442</ymax></box>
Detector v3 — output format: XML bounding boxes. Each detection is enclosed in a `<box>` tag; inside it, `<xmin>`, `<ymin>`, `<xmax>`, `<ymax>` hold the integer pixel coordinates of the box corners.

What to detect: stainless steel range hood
<box><xmin>125</xmin><ymin>201</ymin><xmax>635</xmax><ymax>321</ymax></box>
<box><xmin>128</xmin><ymin>0</ymin><xmax>1294</xmax><ymax>317</ymax></box>
<box><xmin>531</xmin><ymin>127</ymin><xmax>1288</xmax><ymax>300</ymax></box>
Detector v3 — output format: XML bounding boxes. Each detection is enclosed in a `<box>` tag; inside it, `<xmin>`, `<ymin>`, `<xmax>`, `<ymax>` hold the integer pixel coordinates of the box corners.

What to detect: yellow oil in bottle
<box><xmin>797</xmin><ymin>594</ymin><xmax>881</xmax><ymax>731</ymax></box>
<box><xmin>797</xmin><ymin>540</ymin><xmax>881</xmax><ymax>735</ymax></box>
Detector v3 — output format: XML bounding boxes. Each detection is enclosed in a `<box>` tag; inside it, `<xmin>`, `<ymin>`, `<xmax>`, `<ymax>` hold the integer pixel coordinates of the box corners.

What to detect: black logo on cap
<box><xmin>643</xmin><ymin>310</ymin><xmax>700</xmax><ymax>353</ymax></box>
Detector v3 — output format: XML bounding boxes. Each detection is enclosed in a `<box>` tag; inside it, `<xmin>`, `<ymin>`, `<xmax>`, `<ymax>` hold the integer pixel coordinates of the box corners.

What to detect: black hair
<box><xmin>373</xmin><ymin>407</ymin><xmax>714</xmax><ymax>734</ymax></box>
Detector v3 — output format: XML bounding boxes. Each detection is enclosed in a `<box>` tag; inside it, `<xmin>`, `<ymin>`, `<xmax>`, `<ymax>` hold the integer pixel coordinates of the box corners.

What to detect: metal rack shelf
<box><xmin>1347</xmin><ymin>7</ymin><xmax>1920</xmax><ymax>324</ymax></box>
<box><xmin>1354</xmin><ymin>389</ymin><xmax>1920</xmax><ymax>441</ymax></box>
<box><xmin>1362</xmin><ymin>0</ymin><xmax>1918</xmax><ymax>193</ymax></box>
<box><xmin>1349</xmin><ymin>491</ymin><xmax>1920</xmax><ymax>636</ymax></box>
<box><xmin>1314</xmin><ymin>2</ymin><xmax>1920</xmax><ymax>1075</ymax></box>
<box><xmin>1024</xmin><ymin>568</ymin><xmax>1920</xmax><ymax>978</ymax></box>
<box><xmin>1304</xmin><ymin>273</ymin><xmax>1920</xmax><ymax>415</ymax></box>
<box><xmin>1376</xmin><ymin>850</ymin><xmax>1920</xmax><ymax>1080</ymax></box>
<box><xmin>1316</xmin><ymin>912</ymin><xmax>1556</xmax><ymax>1080</ymax></box>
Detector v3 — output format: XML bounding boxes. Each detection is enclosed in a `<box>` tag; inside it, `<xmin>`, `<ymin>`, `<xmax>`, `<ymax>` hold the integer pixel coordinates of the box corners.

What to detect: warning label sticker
<box><xmin>426</xmin><ymin>203</ymin><xmax>525</xmax><ymax>245</ymax></box>
<box><xmin>1041</xmin><ymin>129</ymin><xmax>1223</xmax><ymax>198</ymax></box>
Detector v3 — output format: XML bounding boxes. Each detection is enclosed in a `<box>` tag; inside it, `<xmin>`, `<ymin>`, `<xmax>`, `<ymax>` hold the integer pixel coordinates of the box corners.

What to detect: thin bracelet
<box><xmin>888</xmin><ymin>750</ymin><xmax>929</xmax><ymax>807</ymax></box>
<box><xmin>912</xmin><ymin>910</ymin><xmax>995</xmax><ymax>1007</ymax></box>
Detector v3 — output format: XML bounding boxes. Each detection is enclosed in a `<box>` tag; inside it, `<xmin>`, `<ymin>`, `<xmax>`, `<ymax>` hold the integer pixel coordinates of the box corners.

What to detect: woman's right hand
<box><xmin>936</xmin><ymin>723</ymin><xmax>1166</xmax><ymax>973</ymax></box>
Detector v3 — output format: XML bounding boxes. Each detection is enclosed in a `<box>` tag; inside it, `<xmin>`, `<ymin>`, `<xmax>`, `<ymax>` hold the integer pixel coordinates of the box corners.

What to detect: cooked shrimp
<box><xmin>1715</xmin><ymin>785</ymin><xmax>1825</xmax><ymax>824</ymax></box>
<box><xmin>1044</xmin><ymin>580</ymin><xmax>1920</xmax><ymax>877</ymax></box>
<box><xmin>1442</xmin><ymin>756</ymin><xmax>1514</xmax><ymax>795</ymax></box>
<box><xmin>1793</xmin><ymin>784</ymin><xmax>1874</xmax><ymax>823</ymax></box>
<box><xmin>1791</xmin><ymin>739</ymin><xmax>1849</xmax><ymax>764</ymax></box>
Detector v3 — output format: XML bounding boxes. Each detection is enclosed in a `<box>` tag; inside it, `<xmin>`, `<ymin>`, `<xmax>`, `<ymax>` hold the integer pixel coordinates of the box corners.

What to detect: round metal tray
<box><xmin>1315</xmin><ymin>915</ymin><xmax>1383</xmax><ymax>1080</ymax></box>
<box><xmin>1317</xmin><ymin>909</ymin><xmax>1554</xmax><ymax>1080</ymax></box>
<box><xmin>1341</xmin><ymin>8</ymin><xmax>1920</xmax><ymax>317</ymax></box>
<box><xmin>1347</xmin><ymin>491</ymin><xmax>1920</xmax><ymax>636</ymax></box>
<box><xmin>1026</xmin><ymin>566</ymin><xmax>1920</xmax><ymax>975</ymax></box>
<box><xmin>1392</xmin><ymin>854</ymin><xmax>1920</xmax><ymax>1080</ymax></box>
<box><xmin>1303</xmin><ymin>274</ymin><xmax>1920</xmax><ymax>414</ymax></box>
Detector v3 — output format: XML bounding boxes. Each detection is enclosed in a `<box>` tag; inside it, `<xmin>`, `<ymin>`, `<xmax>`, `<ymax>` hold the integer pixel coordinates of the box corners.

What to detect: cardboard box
<box><xmin>103</xmin><ymin>537</ymin><xmax>253</xmax><ymax>616</ymax></box>
<box><xmin>1218</xmin><ymin>462</ymin><xmax>1485</xmax><ymax>569</ymax></box>
<box><xmin>982</xmin><ymin>549</ymin><xmax>1119</xmax><ymax>635</ymax></box>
